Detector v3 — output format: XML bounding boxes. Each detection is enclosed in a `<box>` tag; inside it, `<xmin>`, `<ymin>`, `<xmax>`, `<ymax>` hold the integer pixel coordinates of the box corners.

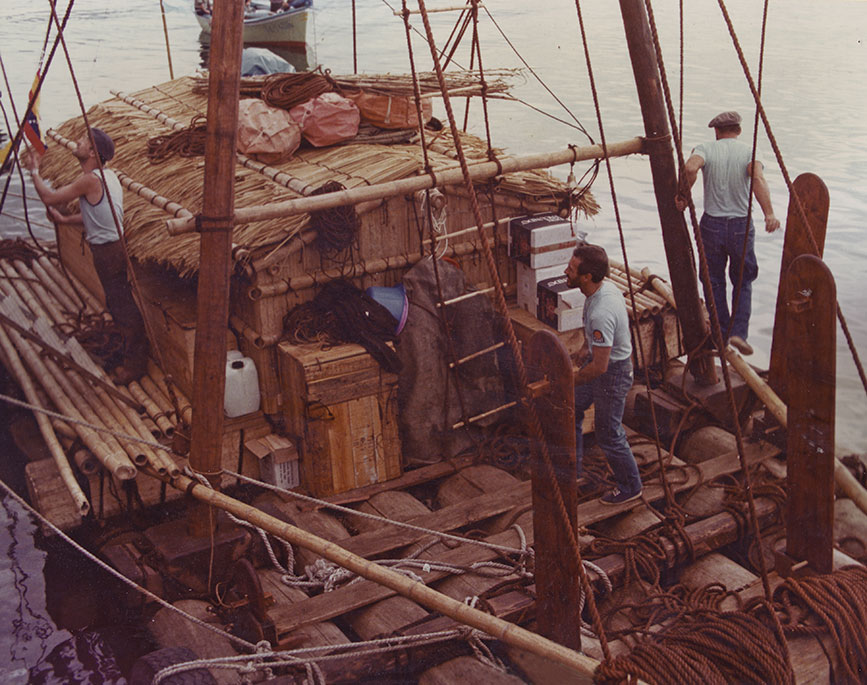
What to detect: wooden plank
<box><xmin>527</xmin><ymin>329</ymin><xmax>581</xmax><ymax>651</ymax></box>
<box><xmin>307</xmin><ymin>367</ymin><xmax>397</xmax><ymax>405</ymax></box>
<box><xmin>267</xmin><ymin>439</ymin><xmax>779</xmax><ymax>636</ymax></box>
<box><xmin>768</xmin><ymin>173</ymin><xmax>829</xmax><ymax>402</ymax></box>
<box><xmin>24</xmin><ymin>458</ymin><xmax>83</xmax><ymax>533</ymax></box>
<box><xmin>341</xmin><ymin>479</ymin><xmax>532</xmax><ymax>559</ymax></box>
<box><xmin>785</xmin><ymin>255</ymin><xmax>836</xmax><ymax>574</ymax></box>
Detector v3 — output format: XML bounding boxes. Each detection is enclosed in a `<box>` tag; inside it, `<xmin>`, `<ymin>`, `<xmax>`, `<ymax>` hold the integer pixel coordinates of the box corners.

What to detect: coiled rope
<box><xmin>146</xmin><ymin>114</ymin><xmax>208</xmax><ymax>162</ymax></box>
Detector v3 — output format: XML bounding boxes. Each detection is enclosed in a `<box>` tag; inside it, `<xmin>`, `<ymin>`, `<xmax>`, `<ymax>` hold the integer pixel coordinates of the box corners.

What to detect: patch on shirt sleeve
<box><xmin>592</xmin><ymin>329</ymin><xmax>604</xmax><ymax>343</ymax></box>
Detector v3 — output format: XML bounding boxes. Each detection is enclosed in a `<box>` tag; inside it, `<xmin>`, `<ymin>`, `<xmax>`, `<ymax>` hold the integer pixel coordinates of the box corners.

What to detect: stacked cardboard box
<box><xmin>509</xmin><ymin>213</ymin><xmax>585</xmax><ymax>331</ymax></box>
<box><xmin>537</xmin><ymin>275</ymin><xmax>585</xmax><ymax>332</ymax></box>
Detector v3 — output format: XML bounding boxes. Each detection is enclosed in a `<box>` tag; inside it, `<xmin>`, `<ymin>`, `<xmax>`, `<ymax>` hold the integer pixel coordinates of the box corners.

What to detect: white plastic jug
<box><xmin>224</xmin><ymin>353</ymin><xmax>261</xmax><ymax>417</ymax></box>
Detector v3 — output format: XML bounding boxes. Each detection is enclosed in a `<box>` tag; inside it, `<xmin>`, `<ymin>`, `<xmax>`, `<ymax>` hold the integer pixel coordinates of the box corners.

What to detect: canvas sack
<box><xmin>237</xmin><ymin>98</ymin><xmax>301</xmax><ymax>164</ymax></box>
<box><xmin>289</xmin><ymin>92</ymin><xmax>360</xmax><ymax>147</ymax></box>
<box><xmin>344</xmin><ymin>90</ymin><xmax>432</xmax><ymax>130</ymax></box>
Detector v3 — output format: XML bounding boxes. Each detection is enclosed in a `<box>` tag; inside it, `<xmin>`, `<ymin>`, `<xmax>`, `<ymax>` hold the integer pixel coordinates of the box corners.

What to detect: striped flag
<box><xmin>22</xmin><ymin>70</ymin><xmax>46</xmax><ymax>155</ymax></box>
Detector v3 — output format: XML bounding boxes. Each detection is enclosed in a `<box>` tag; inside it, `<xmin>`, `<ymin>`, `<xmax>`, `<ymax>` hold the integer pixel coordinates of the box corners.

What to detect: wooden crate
<box><xmin>136</xmin><ymin>268</ymin><xmax>239</xmax><ymax>399</ymax></box>
<box><xmin>277</xmin><ymin>341</ymin><xmax>402</xmax><ymax>497</ymax></box>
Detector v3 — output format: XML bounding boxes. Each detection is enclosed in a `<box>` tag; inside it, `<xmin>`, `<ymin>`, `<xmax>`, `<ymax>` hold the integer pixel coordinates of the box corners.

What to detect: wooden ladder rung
<box><xmin>437</xmin><ymin>285</ymin><xmax>504</xmax><ymax>307</ymax></box>
<box><xmin>449</xmin><ymin>341</ymin><xmax>505</xmax><ymax>368</ymax></box>
<box><xmin>452</xmin><ymin>400</ymin><xmax>518</xmax><ymax>430</ymax></box>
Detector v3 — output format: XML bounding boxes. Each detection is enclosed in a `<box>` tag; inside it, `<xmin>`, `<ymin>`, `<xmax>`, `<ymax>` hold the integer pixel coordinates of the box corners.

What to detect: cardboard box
<box><xmin>509</xmin><ymin>213</ymin><xmax>586</xmax><ymax>268</ymax></box>
<box><xmin>537</xmin><ymin>276</ymin><xmax>585</xmax><ymax>332</ymax></box>
<box><xmin>244</xmin><ymin>434</ymin><xmax>300</xmax><ymax>490</ymax></box>
<box><xmin>516</xmin><ymin>262</ymin><xmax>568</xmax><ymax>313</ymax></box>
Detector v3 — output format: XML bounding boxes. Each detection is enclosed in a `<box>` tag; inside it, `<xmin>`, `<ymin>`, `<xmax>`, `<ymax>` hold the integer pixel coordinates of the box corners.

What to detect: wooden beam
<box><xmin>785</xmin><ymin>255</ymin><xmax>836</xmax><ymax>574</ymax></box>
<box><xmin>619</xmin><ymin>0</ymin><xmax>716</xmax><ymax>385</ymax></box>
<box><xmin>527</xmin><ymin>330</ymin><xmax>581</xmax><ymax>651</ymax></box>
<box><xmin>187</xmin><ymin>0</ymin><xmax>244</xmax><ymax>535</ymax></box>
<box><xmin>768</xmin><ymin>173</ymin><xmax>829</xmax><ymax>402</ymax></box>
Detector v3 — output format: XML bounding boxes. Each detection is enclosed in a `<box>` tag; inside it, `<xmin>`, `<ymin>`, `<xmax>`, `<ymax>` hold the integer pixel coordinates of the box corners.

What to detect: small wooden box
<box><xmin>277</xmin><ymin>341</ymin><xmax>402</xmax><ymax>496</ymax></box>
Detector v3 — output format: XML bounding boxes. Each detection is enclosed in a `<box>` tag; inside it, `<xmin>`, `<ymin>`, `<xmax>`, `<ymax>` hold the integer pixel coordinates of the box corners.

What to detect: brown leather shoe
<box><xmin>729</xmin><ymin>336</ymin><xmax>754</xmax><ymax>356</ymax></box>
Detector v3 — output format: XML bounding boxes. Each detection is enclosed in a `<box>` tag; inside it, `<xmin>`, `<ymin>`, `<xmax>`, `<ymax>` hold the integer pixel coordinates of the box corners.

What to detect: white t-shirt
<box><xmin>693</xmin><ymin>137</ymin><xmax>754</xmax><ymax>217</ymax></box>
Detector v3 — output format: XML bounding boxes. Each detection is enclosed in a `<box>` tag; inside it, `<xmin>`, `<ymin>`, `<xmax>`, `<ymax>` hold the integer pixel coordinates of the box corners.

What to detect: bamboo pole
<box><xmin>0</xmin><ymin>282</ymin><xmax>137</xmax><ymax>480</ymax></box>
<box><xmin>608</xmin><ymin>258</ymin><xmax>676</xmax><ymax>310</ymax></box>
<box><xmin>47</xmin><ymin>129</ymin><xmax>194</xmax><ymax>220</ymax></box>
<box><xmin>725</xmin><ymin>346</ymin><xmax>867</xmax><ymax>517</ymax></box>
<box><xmin>168</xmin><ymin>472</ymin><xmax>601</xmax><ymax>680</ymax></box>
<box><xmin>148</xmin><ymin>363</ymin><xmax>193</xmax><ymax>426</ymax></box>
<box><xmin>250</xmin><ymin>238</ymin><xmax>487</xmax><ymax>300</ymax></box>
<box><xmin>0</xmin><ymin>319</ymin><xmax>136</xmax><ymax>479</ymax></box>
<box><xmin>30</xmin><ymin>257</ymin><xmax>82</xmax><ymax>315</ymax></box>
<box><xmin>167</xmin><ymin>138</ymin><xmax>646</xmax><ymax>234</ymax></box>
<box><xmin>36</xmin><ymin>256</ymin><xmax>89</xmax><ymax>314</ymax></box>
<box><xmin>0</xmin><ymin>325</ymin><xmax>90</xmax><ymax>515</ymax></box>
<box><xmin>127</xmin><ymin>381</ymin><xmax>175</xmax><ymax>439</ymax></box>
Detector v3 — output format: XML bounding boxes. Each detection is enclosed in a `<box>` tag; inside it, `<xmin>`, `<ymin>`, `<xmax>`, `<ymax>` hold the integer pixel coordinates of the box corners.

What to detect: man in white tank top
<box><xmin>675</xmin><ymin>111</ymin><xmax>781</xmax><ymax>356</ymax></box>
<box><xmin>25</xmin><ymin>128</ymin><xmax>149</xmax><ymax>384</ymax></box>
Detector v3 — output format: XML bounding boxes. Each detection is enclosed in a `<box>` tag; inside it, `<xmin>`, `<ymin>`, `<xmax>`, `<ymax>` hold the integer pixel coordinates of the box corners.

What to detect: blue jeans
<box><xmin>699</xmin><ymin>213</ymin><xmax>758</xmax><ymax>341</ymax></box>
<box><xmin>575</xmin><ymin>357</ymin><xmax>641</xmax><ymax>494</ymax></box>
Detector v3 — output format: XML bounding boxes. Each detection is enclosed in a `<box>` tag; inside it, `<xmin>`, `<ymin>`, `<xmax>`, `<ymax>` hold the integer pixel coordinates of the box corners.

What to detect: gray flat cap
<box><xmin>708</xmin><ymin>111</ymin><xmax>742</xmax><ymax>128</ymax></box>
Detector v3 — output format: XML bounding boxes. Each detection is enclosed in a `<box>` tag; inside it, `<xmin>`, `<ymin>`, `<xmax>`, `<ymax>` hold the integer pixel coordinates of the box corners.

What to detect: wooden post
<box><xmin>768</xmin><ymin>173</ymin><xmax>829</xmax><ymax>403</ymax></box>
<box><xmin>784</xmin><ymin>255</ymin><xmax>835</xmax><ymax>574</ymax></box>
<box><xmin>619</xmin><ymin>0</ymin><xmax>716</xmax><ymax>385</ymax></box>
<box><xmin>188</xmin><ymin>0</ymin><xmax>244</xmax><ymax>536</ymax></box>
<box><xmin>526</xmin><ymin>330</ymin><xmax>581</xmax><ymax>651</ymax></box>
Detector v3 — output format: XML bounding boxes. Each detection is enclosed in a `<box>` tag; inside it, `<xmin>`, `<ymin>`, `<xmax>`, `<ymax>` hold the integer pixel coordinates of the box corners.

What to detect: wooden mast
<box><xmin>618</xmin><ymin>0</ymin><xmax>717</xmax><ymax>385</ymax></box>
<box><xmin>188</xmin><ymin>0</ymin><xmax>245</xmax><ymax>535</ymax></box>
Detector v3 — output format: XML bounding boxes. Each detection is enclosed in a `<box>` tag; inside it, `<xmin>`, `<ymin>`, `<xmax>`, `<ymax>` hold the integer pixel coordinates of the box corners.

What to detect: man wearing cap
<box><xmin>25</xmin><ymin>127</ymin><xmax>149</xmax><ymax>384</ymax></box>
<box><xmin>675</xmin><ymin>111</ymin><xmax>780</xmax><ymax>355</ymax></box>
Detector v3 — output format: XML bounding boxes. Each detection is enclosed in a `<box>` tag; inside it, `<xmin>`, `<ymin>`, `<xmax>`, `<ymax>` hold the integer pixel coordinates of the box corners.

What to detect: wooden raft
<box><xmin>277</xmin><ymin>341</ymin><xmax>402</xmax><ymax>497</ymax></box>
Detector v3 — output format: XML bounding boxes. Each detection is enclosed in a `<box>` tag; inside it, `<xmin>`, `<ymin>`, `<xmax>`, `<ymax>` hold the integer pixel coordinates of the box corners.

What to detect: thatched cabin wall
<box><xmin>230</xmin><ymin>190</ymin><xmax>521</xmax><ymax>415</ymax></box>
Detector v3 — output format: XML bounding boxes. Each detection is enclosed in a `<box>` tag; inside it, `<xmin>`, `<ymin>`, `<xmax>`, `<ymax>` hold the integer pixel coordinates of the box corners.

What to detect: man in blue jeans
<box><xmin>675</xmin><ymin>111</ymin><xmax>781</xmax><ymax>355</ymax></box>
<box><xmin>566</xmin><ymin>244</ymin><xmax>642</xmax><ymax>505</ymax></box>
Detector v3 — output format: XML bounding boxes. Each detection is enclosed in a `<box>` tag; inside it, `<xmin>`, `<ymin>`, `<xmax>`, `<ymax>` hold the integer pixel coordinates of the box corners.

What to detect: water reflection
<box><xmin>0</xmin><ymin>495</ymin><xmax>70</xmax><ymax>684</ymax></box>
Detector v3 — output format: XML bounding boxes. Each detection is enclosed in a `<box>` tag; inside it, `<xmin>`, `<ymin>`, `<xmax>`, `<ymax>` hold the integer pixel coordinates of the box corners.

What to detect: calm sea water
<box><xmin>0</xmin><ymin>0</ymin><xmax>865</xmax><ymax>678</ymax></box>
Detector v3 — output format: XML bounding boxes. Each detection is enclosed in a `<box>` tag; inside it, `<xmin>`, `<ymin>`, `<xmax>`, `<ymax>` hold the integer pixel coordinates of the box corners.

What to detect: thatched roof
<box><xmin>39</xmin><ymin>75</ymin><xmax>595</xmax><ymax>278</ymax></box>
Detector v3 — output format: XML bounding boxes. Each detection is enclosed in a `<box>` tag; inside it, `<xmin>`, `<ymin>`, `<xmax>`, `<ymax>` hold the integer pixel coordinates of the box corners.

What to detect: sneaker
<box><xmin>600</xmin><ymin>486</ymin><xmax>642</xmax><ymax>506</ymax></box>
<box><xmin>729</xmin><ymin>336</ymin><xmax>754</xmax><ymax>356</ymax></box>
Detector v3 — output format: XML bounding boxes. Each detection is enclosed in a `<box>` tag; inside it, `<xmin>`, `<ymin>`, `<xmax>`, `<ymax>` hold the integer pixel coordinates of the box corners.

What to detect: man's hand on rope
<box><xmin>674</xmin><ymin>192</ymin><xmax>689</xmax><ymax>212</ymax></box>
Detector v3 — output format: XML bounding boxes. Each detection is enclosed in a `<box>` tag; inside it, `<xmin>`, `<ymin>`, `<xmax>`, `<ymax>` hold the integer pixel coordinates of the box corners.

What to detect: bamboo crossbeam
<box><xmin>0</xmin><ymin>325</ymin><xmax>90</xmax><ymax>516</ymax></box>
<box><xmin>452</xmin><ymin>401</ymin><xmax>518</xmax><ymax>429</ymax></box>
<box><xmin>251</xmin><ymin>239</ymin><xmax>486</xmax><ymax>300</ymax></box>
<box><xmin>112</xmin><ymin>90</ymin><xmax>315</xmax><ymax>198</ymax></box>
<box><xmin>724</xmin><ymin>345</ymin><xmax>867</xmax><ymax>517</ymax></box>
<box><xmin>46</xmin><ymin>129</ymin><xmax>194</xmax><ymax>219</ymax></box>
<box><xmin>167</xmin><ymin>472</ymin><xmax>600</xmax><ymax>679</ymax></box>
<box><xmin>395</xmin><ymin>4</ymin><xmax>484</xmax><ymax>14</ymax></box>
<box><xmin>449</xmin><ymin>341</ymin><xmax>504</xmax><ymax>368</ymax></box>
<box><xmin>438</xmin><ymin>285</ymin><xmax>501</xmax><ymax>307</ymax></box>
<box><xmin>167</xmin><ymin>138</ymin><xmax>646</xmax><ymax>234</ymax></box>
<box><xmin>423</xmin><ymin>216</ymin><xmax>511</xmax><ymax>245</ymax></box>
